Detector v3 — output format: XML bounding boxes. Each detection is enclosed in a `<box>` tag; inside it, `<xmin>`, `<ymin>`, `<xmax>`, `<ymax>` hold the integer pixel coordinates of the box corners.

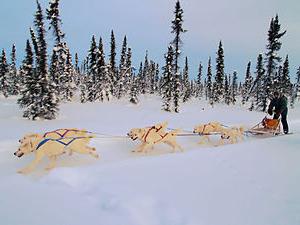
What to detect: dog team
<box><xmin>14</xmin><ymin>122</ymin><xmax>244</xmax><ymax>174</ymax></box>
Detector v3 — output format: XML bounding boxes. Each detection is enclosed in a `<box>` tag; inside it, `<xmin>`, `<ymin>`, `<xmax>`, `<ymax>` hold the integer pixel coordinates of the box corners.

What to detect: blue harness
<box><xmin>36</xmin><ymin>137</ymin><xmax>87</xmax><ymax>151</ymax></box>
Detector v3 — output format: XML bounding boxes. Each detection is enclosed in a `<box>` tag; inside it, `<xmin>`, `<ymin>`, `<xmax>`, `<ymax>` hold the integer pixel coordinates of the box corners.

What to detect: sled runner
<box><xmin>247</xmin><ymin>117</ymin><xmax>281</xmax><ymax>135</ymax></box>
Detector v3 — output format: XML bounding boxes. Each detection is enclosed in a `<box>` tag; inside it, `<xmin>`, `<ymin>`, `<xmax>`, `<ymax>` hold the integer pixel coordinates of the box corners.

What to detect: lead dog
<box><xmin>193</xmin><ymin>122</ymin><xmax>224</xmax><ymax>145</ymax></box>
<box><xmin>127</xmin><ymin>122</ymin><xmax>183</xmax><ymax>153</ymax></box>
<box><xmin>14</xmin><ymin>135</ymin><xmax>99</xmax><ymax>174</ymax></box>
<box><xmin>19</xmin><ymin>128</ymin><xmax>89</xmax><ymax>144</ymax></box>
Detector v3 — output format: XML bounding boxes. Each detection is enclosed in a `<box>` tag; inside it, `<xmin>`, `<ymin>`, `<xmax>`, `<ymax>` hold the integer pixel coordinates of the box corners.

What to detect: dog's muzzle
<box><xmin>127</xmin><ymin>133</ymin><xmax>138</xmax><ymax>141</ymax></box>
<box><xmin>14</xmin><ymin>151</ymin><xmax>24</xmax><ymax>158</ymax></box>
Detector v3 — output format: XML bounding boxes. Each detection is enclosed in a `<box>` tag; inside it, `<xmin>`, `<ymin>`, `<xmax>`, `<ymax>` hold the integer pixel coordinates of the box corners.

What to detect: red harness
<box><xmin>142</xmin><ymin>125</ymin><xmax>168</xmax><ymax>143</ymax></box>
<box><xmin>201</xmin><ymin>124</ymin><xmax>214</xmax><ymax>134</ymax></box>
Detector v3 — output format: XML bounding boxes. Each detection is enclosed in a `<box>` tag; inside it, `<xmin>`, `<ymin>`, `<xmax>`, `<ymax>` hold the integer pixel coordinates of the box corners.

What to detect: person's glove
<box><xmin>274</xmin><ymin>110</ymin><xmax>281</xmax><ymax>118</ymax></box>
<box><xmin>267</xmin><ymin>108</ymin><xmax>273</xmax><ymax>115</ymax></box>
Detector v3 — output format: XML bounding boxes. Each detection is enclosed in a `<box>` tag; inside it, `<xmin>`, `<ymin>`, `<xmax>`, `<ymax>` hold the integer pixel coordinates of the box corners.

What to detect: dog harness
<box><xmin>36</xmin><ymin>137</ymin><xmax>88</xmax><ymax>151</ymax></box>
<box><xmin>142</xmin><ymin>125</ymin><xmax>168</xmax><ymax>143</ymax></box>
<box><xmin>200</xmin><ymin>124</ymin><xmax>215</xmax><ymax>134</ymax></box>
<box><xmin>43</xmin><ymin>129</ymin><xmax>84</xmax><ymax>138</ymax></box>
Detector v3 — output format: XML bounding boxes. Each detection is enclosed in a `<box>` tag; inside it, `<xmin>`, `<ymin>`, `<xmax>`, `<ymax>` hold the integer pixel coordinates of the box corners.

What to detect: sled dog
<box><xmin>193</xmin><ymin>121</ymin><xmax>224</xmax><ymax>144</ymax></box>
<box><xmin>127</xmin><ymin>122</ymin><xmax>183</xmax><ymax>153</ymax></box>
<box><xmin>14</xmin><ymin>135</ymin><xmax>98</xmax><ymax>174</ymax></box>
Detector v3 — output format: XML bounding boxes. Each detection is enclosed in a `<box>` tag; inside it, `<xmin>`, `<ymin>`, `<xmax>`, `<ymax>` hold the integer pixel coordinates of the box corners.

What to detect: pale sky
<box><xmin>0</xmin><ymin>0</ymin><xmax>299</xmax><ymax>79</ymax></box>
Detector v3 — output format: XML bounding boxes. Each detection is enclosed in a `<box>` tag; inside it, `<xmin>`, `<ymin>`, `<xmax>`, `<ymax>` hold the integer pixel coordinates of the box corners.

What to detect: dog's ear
<box><xmin>138</xmin><ymin>128</ymin><xmax>143</xmax><ymax>133</ymax></box>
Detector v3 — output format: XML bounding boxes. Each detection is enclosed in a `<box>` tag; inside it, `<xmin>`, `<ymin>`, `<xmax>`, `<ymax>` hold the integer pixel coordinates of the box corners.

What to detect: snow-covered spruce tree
<box><xmin>290</xmin><ymin>83</ymin><xmax>297</xmax><ymax>108</ymax></box>
<box><xmin>142</xmin><ymin>51</ymin><xmax>149</xmax><ymax>94</ymax></box>
<box><xmin>252</xmin><ymin>54</ymin><xmax>266</xmax><ymax>110</ymax></box>
<box><xmin>75</xmin><ymin>53</ymin><xmax>80</xmax><ymax>74</ymax></box>
<box><xmin>231</xmin><ymin>71</ymin><xmax>238</xmax><ymax>104</ymax></box>
<box><xmin>117</xmin><ymin>36</ymin><xmax>127</xmax><ymax>99</ymax></box>
<box><xmin>0</xmin><ymin>49</ymin><xmax>9</xmax><ymax>97</ymax></box>
<box><xmin>58</xmin><ymin>44</ymin><xmax>74</xmax><ymax>102</ymax></box>
<box><xmin>95</xmin><ymin>37</ymin><xmax>107</xmax><ymax>102</ymax></box>
<box><xmin>64</xmin><ymin>49</ymin><xmax>75</xmax><ymax>101</ymax></box>
<box><xmin>242</xmin><ymin>61</ymin><xmax>253</xmax><ymax>104</ymax></box>
<box><xmin>155</xmin><ymin>63</ymin><xmax>160</xmax><ymax>93</ymax></box>
<box><xmin>296</xmin><ymin>66</ymin><xmax>300</xmax><ymax>101</ymax></box>
<box><xmin>79</xmin><ymin>56</ymin><xmax>90</xmax><ymax>103</ymax></box>
<box><xmin>129</xmin><ymin>75</ymin><xmax>139</xmax><ymax>104</ymax></box>
<box><xmin>30</xmin><ymin>27</ymin><xmax>39</xmax><ymax>58</ymax></box>
<box><xmin>171</xmin><ymin>0</ymin><xmax>186</xmax><ymax>77</ymax></box>
<box><xmin>100</xmin><ymin>39</ymin><xmax>112</xmax><ymax>101</ymax></box>
<box><xmin>290</xmin><ymin>68</ymin><xmax>300</xmax><ymax>107</ymax></box>
<box><xmin>173</xmin><ymin>71</ymin><xmax>181</xmax><ymax>113</ymax></box>
<box><xmin>125</xmin><ymin>47</ymin><xmax>133</xmax><ymax>94</ymax></box>
<box><xmin>86</xmin><ymin>35</ymin><xmax>98</xmax><ymax>102</ymax></box>
<box><xmin>196</xmin><ymin>62</ymin><xmax>203</xmax><ymax>99</ymax></box>
<box><xmin>149</xmin><ymin>61</ymin><xmax>156</xmax><ymax>94</ymax></box>
<box><xmin>30</xmin><ymin>1</ymin><xmax>59</xmax><ymax>120</ymax></box>
<box><xmin>224</xmin><ymin>75</ymin><xmax>230</xmax><ymax>105</ymax></box>
<box><xmin>206</xmin><ymin>57</ymin><xmax>213</xmax><ymax>103</ymax></box>
<box><xmin>214</xmin><ymin>41</ymin><xmax>225</xmax><ymax>102</ymax></box>
<box><xmin>47</xmin><ymin>0</ymin><xmax>72</xmax><ymax>102</ymax></box>
<box><xmin>73</xmin><ymin>53</ymin><xmax>81</xmax><ymax>86</ymax></box>
<box><xmin>228</xmin><ymin>74</ymin><xmax>232</xmax><ymax>103</ymax></box>
<box><xmin>49</xmin><ymin>48</ymin><xmax>59</xmax><ymax>97</ymax></box>
<box><xmin>273</xmin><ymin>66</ymin><xmax>282</xmax><ymax>92</ymax></box>
<box><xmin>109</xmin><ymin>30</ymin><xmax>117</xmax><ymax>97</ymax></box>
<box><xmin>47</xmin><ymin>0</ymin><xmax>70</xmax><ymax>101</ymax></box>
<box><xmin>18</xmin><ymin>40</ymin><xmax>36</xmax><ymax>115</ymax></box>
<box><xmin>136</xmin><ymin>62</ymin><xmax>143</xmax><ymax>94</ymax></box>
<box><xmin>211</xmin><ymin>82</ymin><xmax>217</xmax><ymax>107</ymax></box>
<box><xmin>182</xmin><ymin>56</ymin><xmax>190</xmax><ymax>102</ymax></box>
<box><xmin>190</xmin><ymin>80</ymin><xmax>196</xmax><ymax>98</ymax></box>
<box><xmin>161</xmin><ymin>46</ymin><xmax>174</xmax><ymax>112</ymax></box>
<box><xmin>46</xmin><ymin>0</ymin><xmax>65</xmax><ymax>44</ymax></box>
<box><xmin>264</xmin><ymin>14</ymin><xmax>286</xmax><ymax>110</ymax></box>
<box><xmin>203</xmin><ymin>78</ymin><xmax>207</xmax><ymax>99</ymax></box>
<box><xmin>171</xmin><ymin>0</ymin><xmax>186</xmax><ymax>113</ymax></box>
<box><xmin>238</xmin><ymin>82</ymin><xmax>243</xmax><ymax>96</ymax></box>
<box><xmin>7</xmin><ymin>44</ymin><xmax>19</xmax><ymax>96</ymax></box>
<box><xmin>281</xmin><ymin>55</ymin><xmax>292</xmax><ymax>96</ymax></box>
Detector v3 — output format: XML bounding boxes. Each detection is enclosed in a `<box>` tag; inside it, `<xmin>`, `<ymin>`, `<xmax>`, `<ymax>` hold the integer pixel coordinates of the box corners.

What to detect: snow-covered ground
<box><xmin>0</xmin><ymin>96</ymin><xmax>300</xmax><ymax>225</ymax></box>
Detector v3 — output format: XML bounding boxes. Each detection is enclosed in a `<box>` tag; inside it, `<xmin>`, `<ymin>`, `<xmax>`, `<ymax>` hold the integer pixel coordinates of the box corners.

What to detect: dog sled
<box><xmin>247</xmin><ymin>117</ymin><xmax>281</xmax><ymax>136</ymax></box>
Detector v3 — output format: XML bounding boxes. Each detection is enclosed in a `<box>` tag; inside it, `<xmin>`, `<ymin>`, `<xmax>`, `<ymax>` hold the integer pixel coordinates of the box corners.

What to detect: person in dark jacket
<box><xmin>267</xmin><ymin>91</ymin><xmax>289</xmax><ymax>134</ymax></box>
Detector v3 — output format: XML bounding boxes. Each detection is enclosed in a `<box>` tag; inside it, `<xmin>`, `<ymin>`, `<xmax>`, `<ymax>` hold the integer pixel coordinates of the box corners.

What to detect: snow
<box><xmin>0</xmin><ymin>95</ymin><xmax>300</xmax><ymax>225</ymax></box>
